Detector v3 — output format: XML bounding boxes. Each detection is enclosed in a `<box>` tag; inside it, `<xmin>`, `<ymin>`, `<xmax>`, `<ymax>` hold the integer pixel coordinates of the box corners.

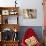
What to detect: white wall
<box><xmin>0</xmin><ymin>0</ymin><xmax>43</xmax><ymax>26</ymax></box>
<box><xmin>18</xmin><ymin>0</ymin><xmax>44</xmax><ymax>26</ymax></box>
<box><xmin>0</xmin><ymin>0</ymin><xmax>15</xmax><ymax>7</ymax></box>
<box><xmin>0</xmin><ymin>0</ymin><xmax>24</xmax><ymax>7</ymax></box>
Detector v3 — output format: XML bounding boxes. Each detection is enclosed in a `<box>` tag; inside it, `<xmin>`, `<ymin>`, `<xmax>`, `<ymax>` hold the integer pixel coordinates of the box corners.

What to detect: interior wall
<box><xmin>18</xmin><ymin>0</ymin><xmax>44</xmax><ymax>26</ymax></box>
<box><xmin>0</xmin><ymin>0</ymin><xmax>15</xmax><ymax>7</ymax></box>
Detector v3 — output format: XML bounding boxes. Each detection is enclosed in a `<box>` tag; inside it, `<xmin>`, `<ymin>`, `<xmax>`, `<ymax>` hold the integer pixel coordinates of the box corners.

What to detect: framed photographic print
<box><xmin>9</xmin><ymin>10</ymin><xmax>15</xmax><ymax>15</ymax></box>
<box><xmin>23</xmin><ymin>9</ymin><xmax>37</xmax><ymax>19</ymax></box>
<box><xmin>9</xmin><ymin>10</ymin><xmax>18</xmax><ymax>15</ymax></box>
<box><xmin>10</xmin><ymin>11</ymin><xmax>15</xmax><ymax>15</ymax></box>
<box><xmin>2</xmin><ymin>10</ymin><xmax>9</xmax><ymax>15</ymax></box>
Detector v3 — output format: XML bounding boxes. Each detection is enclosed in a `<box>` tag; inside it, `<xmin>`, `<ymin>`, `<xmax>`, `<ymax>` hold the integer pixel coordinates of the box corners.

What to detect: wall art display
<box><xmin>23</xmin><ymin>9</ymin><xmax>37</xmax><ymax>19</ymax></box>
<box><xmin>9</xmin><ymin>10</ymin><xmax>18</xmax><ymax>15</ymax></box>
<box><xmin>2</xmin><ymin>10</ymin><xmax>9</xmax><ymax>15</ymax></box>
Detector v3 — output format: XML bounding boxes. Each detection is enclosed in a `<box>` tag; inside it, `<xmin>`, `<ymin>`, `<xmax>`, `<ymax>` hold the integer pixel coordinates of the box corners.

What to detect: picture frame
<box><xmin>9</xmin><ymin>10</ymin><xmax>18</xmax><ymax>15</ymax></box>
<box><xmin>23</xmin><ymin>9</ymin><xmax>37</xmax><ymax>19</ymax></box>
<box><xmin>2</xmin><ymin>10</ymin><xmax>9</xmax><ymax>15</ymax></box>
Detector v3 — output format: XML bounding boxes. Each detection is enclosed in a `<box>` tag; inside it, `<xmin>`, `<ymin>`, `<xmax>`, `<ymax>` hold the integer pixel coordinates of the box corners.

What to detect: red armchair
<box><xmin>21</xmin><ymin>28</ymin><xmax>41</xmax><ymax>46</ymax></box>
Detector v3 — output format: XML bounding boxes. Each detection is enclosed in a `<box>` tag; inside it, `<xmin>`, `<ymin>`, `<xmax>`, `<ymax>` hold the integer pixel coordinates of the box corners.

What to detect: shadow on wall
<box><xmin>18</xmin><ymin>26</ymin><xmax>43</xmax><ymax>44</ymax></box>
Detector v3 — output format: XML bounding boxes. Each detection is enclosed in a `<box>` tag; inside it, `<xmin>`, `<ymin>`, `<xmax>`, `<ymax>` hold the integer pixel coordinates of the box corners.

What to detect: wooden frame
<box><xmin>0</xmin><ymin>7</ymin><xmax>19</xmax><ymax>46</ymax></box>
